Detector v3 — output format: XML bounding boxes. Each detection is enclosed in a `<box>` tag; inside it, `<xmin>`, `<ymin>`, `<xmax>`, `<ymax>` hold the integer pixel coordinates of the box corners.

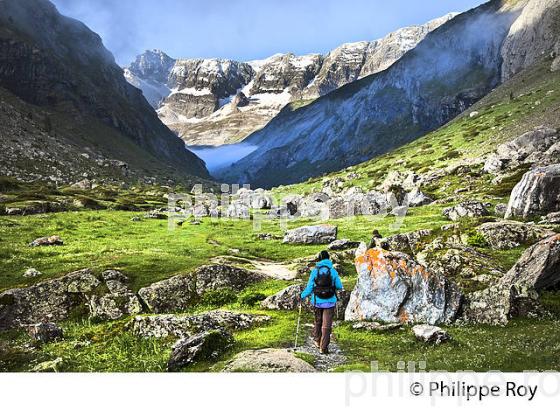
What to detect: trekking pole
<box><xmin>294</xmin><ymin>301</ymin><xmax>303</xmax><ymax>349</ymax></box>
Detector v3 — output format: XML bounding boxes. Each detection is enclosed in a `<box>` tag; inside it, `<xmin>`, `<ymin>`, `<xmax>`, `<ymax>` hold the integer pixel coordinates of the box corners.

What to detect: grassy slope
<box><xmin>273</xmin><ymin>61</ymin><xmax>560</xmax><ymax>197</ymax></box>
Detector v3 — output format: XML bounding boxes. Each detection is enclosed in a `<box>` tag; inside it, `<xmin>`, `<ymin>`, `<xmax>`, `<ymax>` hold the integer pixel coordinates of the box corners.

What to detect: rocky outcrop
<box><xmin>462</xmin><ymin>234</ymin><xmax>560</xmax><ymax>325</ymax></box>
<box><xmin>137</xmin><ymin>265</ymin><xmax>264</xmax><ymax>313</ymax></box>
<box><xmin>167</xmin><ymin>329</ymin><xmax>234</xmax><ymax>372</ymax></box>
<box><xmin>0</xmin><ymin>269</ymin><xmax>141</xmax><ymax>329</ymax></box>
<box><xmin>283</xmin><ymin>225</ymin><xmax>338</xmax><ymax>244</ymax></box>
<box><xmin>505</xmin><ymin>164</ymin><xmax>560</xmax><ymax>219</ymax></box>
<box><xmin>260</xmin><ymin>285</ymin><xmax>302</xmax><ymax>311</ymax></box>
<box><xmin>345</xmin><ymin>245</ymin><xmax>463</xmax><ymax>325</ymax></box>
<box><xmin>412</xmin><ymin>325</ymin><xmax>450</xmax><ymax>344</ymax></box>
<box><xmin>501</xmin><ymin>0</ymin><xmax>560</xmax><ymax>81</ymax></box>
<box><xmin>223</xmin><ymin>348</ymin><xmax>316</xmax><ymax>373</ymax></box>
<box><xmin>443</xmin><ymin>201</ymin><xmax>490</xmax><ymax>221</ymax></box>
<box><xmin>476</xmin><ymin>221</ymin><xmax>555</xmax><ymax>250</ymax></box>
<box><xmin>133</xmin><ymin>311</ymin><xmax>270</xmax><ymax>339</ymax></box>
<box><xmin>483</xmin><ymin>127</ymin><xmax>559</xmax><ymax>174</ymax></box>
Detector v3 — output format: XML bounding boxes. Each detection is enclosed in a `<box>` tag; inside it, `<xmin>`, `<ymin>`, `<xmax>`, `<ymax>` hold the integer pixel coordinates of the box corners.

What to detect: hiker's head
<box><xmin>318</xmin><ymin>250</ymin><xmax>330</xmax><ymax>261</ymax></box>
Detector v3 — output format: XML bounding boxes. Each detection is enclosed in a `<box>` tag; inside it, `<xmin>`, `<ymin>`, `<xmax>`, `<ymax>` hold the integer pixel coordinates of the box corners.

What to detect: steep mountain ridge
<box><xmin>126</xmin><ymin>14</ymin><xmax>455</xmax><ymax>146</ymax></box>
<box><xmin>0</xmin><ymin>0</ymin><xmax>209</xmax><ymax>184</ymax></box>
<box><xmin>218</xmin><ymin>0</ymin><xmax>554</xmax><ymax>188</ymax></box>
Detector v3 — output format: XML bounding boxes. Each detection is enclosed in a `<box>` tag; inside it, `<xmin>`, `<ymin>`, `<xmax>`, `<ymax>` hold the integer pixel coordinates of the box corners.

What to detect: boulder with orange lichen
<box><xmin>345</xmin><ymin>243</ymin><xmax>462</xmax><ymax>325</ymax></box>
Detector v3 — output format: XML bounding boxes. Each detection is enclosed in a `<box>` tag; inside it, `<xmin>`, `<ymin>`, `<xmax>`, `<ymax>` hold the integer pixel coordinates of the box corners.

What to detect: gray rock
<box><xmin>407</xmin><ymin>188</ymin><xmax>433</xmax><ymax>207</ymax></box>
<box><xmin>226</xmin><ymin>201</ymin><xmax>250</xmax><ymax>218</ymax></box>
<box><xmin>31</xmin><ymin>357</ymin><xmax>63</xmax><ymax>372</ymax></box>
<box><xmin>23</xmin><ymin>268</ymin><xmax>42</xmax><ymax>278</ymax></box>
<box><xmin>443</xmin><ymin>201</ymin><xmax>490</xmax><ymax>221</ymax></box>
<box><xmin>167</xmin><ymin>329</ymin><xmax>234</xmax><ymax>372</ymax></box>
<box><xmin>476</xmin><ymin>221</ymin><xmax>555</xmax><ymax>250</ymax></box>
<box><xmin>379</xmin><ymin>229</ymin><xmax>433</xmax><ymax>255</ymax></box>
<box><xmin>463</xmin><ymin>234</ymin><xmax>560</xmax><ymax>325</ymax></box>
<box><xmin>29</xmin><ymin>235</ymin><xmax>63</xmax><ymax>247</ymax></box>
<box><xmin>351</xmin><ymin>321</ymin><xmax>402</xmax><ymax>332</ymax></box>
<box><xmin>541</xmin><ymin>211</ymin><xmax>560</xmax><ymax>224</ymax></box>
<box><xmin>137</xmin><ymin>275</ymin><xmax>196</xmax><ymax>314</ymax></box>
<box><xmin>260</xmin><ymin>285</ymin><xmax>302</xmax><ymax>311</ymax></box>
<box><xmin>223</xmin><ymin>348</ymin><xmax>316</xmax><ymax>373</ymax></box>
<box><xmin>483</xmin><ymin>127</ymin><xmax>559</xmax><ymax>174</ymax></box>
<box><xmin>27</xmin><ymin>322</ymin><xmax>63</xmax><ymax>343</ymax></box>
<box><xmin>0</xmin><ymin>269</ymin><xmax>100</xmax><ymax>329</ymax></box>
<box><xmin>137</xmin><ymin>265</ymin><xmax>264</xmax><ymax>313</ymax></box>
<box><xmin>494</xmin><ymin>203</ymin><xmax>508</xmax><ymax>217</ymax></box>
<box><xmin>345</xmin><ymin>244</ymin><xmax>462</xmax><ymax>325</ymax></box>
<box><xmin>88</xmin><ymin>293</ymin><xmax>142</xmax><ymax>321</ymax></box>
<box><xmin>144</xmin><ymin>210</ymin><xmax>167</xmax><ymax>220</ymax></box>
<box><xmin>505</xmin><ymin>164</ymin><xmax>560</xmax><ymax>219</ymax></box>
<box><xmin>133</xmin><ymin>311</ymin><xmax>270</xmax><ymax>339</ymax></box>
<box><xmin>412</xmin><ymin>324</ymin><xmax>450</xmax><ymax>344</ymax></box>
<box><xmin>283</xmin><ymin>225</ymin><xmax>337</xmax><ymax>244</ymax></box>
<box><xmin>328</xmin><ymin>239</ymin><xmax>361</xmax><ymax>251</ymax></box>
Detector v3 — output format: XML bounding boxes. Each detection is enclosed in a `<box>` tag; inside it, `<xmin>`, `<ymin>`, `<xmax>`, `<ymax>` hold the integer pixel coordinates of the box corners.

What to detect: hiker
<box><xmin>300</xmin><ymin>250</ymin><xmax>343</xmax><ymax>354</ymax></box>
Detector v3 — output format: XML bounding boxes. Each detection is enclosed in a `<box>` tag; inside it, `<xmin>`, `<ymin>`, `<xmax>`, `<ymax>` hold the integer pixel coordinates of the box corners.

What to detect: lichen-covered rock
<box><xmin>88</xmin><ymin>294</ymin><xmax>142</xmax><ymax>321</ymax></box>
<box><xmin>167</xmin><ymin>329</ymin><xmax>234</xmax><ymax>372</ymax></box>
<box><xmin>223</xmin><ymin>348</ymin><xmax>316</xmax><ymax>373</ymax></box>
<box><xmin>407</xmin><ymin>188</ymin><xmax>433</xmax><ymax>207</ymax></box>
<box><xmin>29</xmin><ymin>235</ymin><xmax>63</xmax><ymax>247</ymax></box>
<box><xmin>138</xmin><ymin>265</ymin><xmax>263</xmax><ymax>313</ymax></box>
<box><xmin>540</xmin><ymin>211</ymin><xmax>560</xmax><ymax>224</ymax></box>
<box><xmin>283</xmin><ymin>225</ymin><xmax>337</xmax><ymax>244</ymax></box>
<box><xmin>476</xmin><ymin>221</ymin><xmax>555</xmax><ymax>250</ymax></box>
<box><xmin>133</xmin><ymin>311</ymin><xmax>270</xmax><ymax>339</ymax></box>
<box><xmin>412</xmin><ymin>324</ymin><xmax>450</xmax><ymax>344</ymax></box>
<box><xmin>494</xmin><ymin>203</ymin><xmax>508</xmax><ymax>217</ymax></box>
<box><xmin>345</xmin><ymin>244</ymin><xmax>462</xmax><ymax>325</ymax></box>
<box><xmin>27</xmin><ymin>322</ymin><xmax>63</xmax><ymax>343</ymax></box>
<box><xmin>505</xmin><ymin>164</ymin><xmax>560</xmax><ymax>219</ymax></box>
<box><xmin>137</xmin><ymin>275</ymin><xmax>196</xmax><ymax>313</ymax></box>
<box><xmin>462</xmin><ymin>234</ymin><xmax>560</xmax><ymax>325</ymax></box>
<box><xmin>193</xmin><ymin>264</ymin><xmax>265</xmax><ymax>296</ymax></box>
<box><xmin>443</xmin><ymin>201</ymin><xmax>490</xmax><ymax>221</ymax></box>
<box><xmin>351</xmin><ymin>321</ymin><xmax>402</xmax><ymax>332</ymax></box>
<box><xmin>379</xmin><ymin>229</ymin><xmax>433</xmax><ymax>256</ymax></box>
<box><xmin>260</xmin><ymin>284</ymin><xmax>302</xmax><ymax>310</ymax></box>
<box><xmin>0</xmin><ymin>269</ymin><xmax>99</xmax><ymax>329</ymax></box>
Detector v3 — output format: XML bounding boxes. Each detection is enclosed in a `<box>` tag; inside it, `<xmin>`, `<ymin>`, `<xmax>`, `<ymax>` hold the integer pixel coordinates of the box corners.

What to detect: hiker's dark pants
<box><xmin>313</xmin><ymin>307</ymin><xmax>335</xmax><ymax>351</ymax></box>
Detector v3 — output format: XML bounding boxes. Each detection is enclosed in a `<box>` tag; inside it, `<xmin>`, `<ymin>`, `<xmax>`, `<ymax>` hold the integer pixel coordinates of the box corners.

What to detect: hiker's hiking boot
<box><xmin>320</xmin><ymin>348</ymin><xmax>329</xmax><ymax>355</ymax></box>
<box><xmin>313</xmin><ymin>340</ymin><xmax>321</xmax><ymax>349</ymax></box>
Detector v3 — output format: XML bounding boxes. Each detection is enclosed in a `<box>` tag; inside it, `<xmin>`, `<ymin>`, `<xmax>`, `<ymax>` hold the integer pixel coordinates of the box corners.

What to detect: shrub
<box><xmin>200</xmin><ymin>289</ymin><xmax>237</xmax><ymax>307</ymax></box>
<box><xmin>237</xmin><ymin>291</ymin><xmax>267</xmax><ymax>307</ymax></box>
<box><xmin>467</xmin><ymin>232</ymin><xmax>488</xmax><ymax>248</ymax></box>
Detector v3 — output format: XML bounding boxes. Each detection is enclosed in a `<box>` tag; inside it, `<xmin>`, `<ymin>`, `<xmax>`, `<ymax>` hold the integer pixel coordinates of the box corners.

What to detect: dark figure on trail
<box><xmin>300</xmin><ymin>250</ymin><xmax>343</xmax><ymax>354</ymax></box>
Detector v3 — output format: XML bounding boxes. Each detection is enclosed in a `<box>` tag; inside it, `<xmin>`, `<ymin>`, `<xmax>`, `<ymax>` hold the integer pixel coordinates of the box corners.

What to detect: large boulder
<box><xmin>223</xmin><ymin>348</ymin><xmax>316</xmax><ymax>373</ymax></box>
<box><xmin>225</xmin><ymin>201</ymin><xmax>250</xmax><ymax>218</ymax></box>
<box><xmin>260</xmin><ymin>284</ymin><xmax>302</xmax><ymax>310</ymax></box>
<box><xmin>443</xmin><ymin>201</ymin><xmax>490</xmax><ymax>221</ymax></box>
<box><xmin>137</xmin><ymin>275</ymin><xmax>196</xmax><ymax>314</ymax></box>
<box><xmin>505</xmin><ymin>164</ymin><xmax>560</xmax><ymax>219</ymax></box>
<box><xmin>167</xmin><ymin>329</ymin><xmax>234</xmax><ymax>372</ymax></box>
<box><xmin>328</xmin><ymin>239</ymin><xmax>361</xmax><ymax>251</ymax></box>
<box><xmin>133</xmin><ymin>311</ymin><xmax>270</xmax><ymax>339</ymax></box>
<box><xmin>283</xmin><ymin>225</ymin><xmax>337</xmax><ymax>245</ymax></box>
<box><xmin>345</xmin><ymin>244</ymin><xmax>462</xmax><ymax>325</ymax></box>
<box><xmin>483</xmin><ymin>127</ymin><xmax>559</xmax><ymax>174</ymax></box>
<box><xmin>0</xmin><ymin>269</ymin><xmax>99</xmax><ymax>329</ymax></box>
<box><xmin>407</xmin><ymin>188</ymin><xmax>433</xmax><ymax>207</ymax></box>
<box><xmin>462</xmin><ymin>234</ymin><xmax>560</xmax><ymax>325</ymax></box>
<box><xmin>476</xmin><ymin>221</ymin><xmax>555</xmax><ymax>250</ymax></box>
<box><xmin>138</xmin><ymin>265</ymin><xmax>263</xmax><ymax>313</ymax></box>
<box><xmin>379</xmin><ymin>229</ymin><xmax>433</xmax><ymax>256</ymax></box>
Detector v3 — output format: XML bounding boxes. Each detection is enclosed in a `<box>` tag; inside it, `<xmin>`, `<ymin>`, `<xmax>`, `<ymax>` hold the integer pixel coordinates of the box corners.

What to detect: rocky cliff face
<box><xmin>0</xmin><ymin>0</ymin><xmax>209</xmax><ymax>183</ymax></box>
<box><xmin>218</xmin><ymin>0</ymin><xmax>551</xmax><ymax>188</ymax></box>
<box><xmin>501</xmin><ymin>0</ymin><xmax>560</xmax><ymax>81</ymax></box>
<box><xmin>126</xmin><ymin>15</ymin><xmax>452</xmax><ymax>146</ymax></box>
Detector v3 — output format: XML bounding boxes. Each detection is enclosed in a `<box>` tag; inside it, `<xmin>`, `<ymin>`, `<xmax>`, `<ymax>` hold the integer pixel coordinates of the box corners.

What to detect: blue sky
<box><xmin>52</xmin><ymin>0</ymin><xmax>486</xmax><ymax>66</ymax></box>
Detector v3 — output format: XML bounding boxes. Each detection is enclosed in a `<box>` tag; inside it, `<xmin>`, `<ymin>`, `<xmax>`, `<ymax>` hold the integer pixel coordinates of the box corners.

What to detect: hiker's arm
<box><xmin>300</xmin><ymin>270</ymin><xmax>316</xmax><ymax>299</ymax></box>
<box><xmin>333</xmin><ymin>269</ymin><xmax>344</xmax><ymax>290</ymax></box>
